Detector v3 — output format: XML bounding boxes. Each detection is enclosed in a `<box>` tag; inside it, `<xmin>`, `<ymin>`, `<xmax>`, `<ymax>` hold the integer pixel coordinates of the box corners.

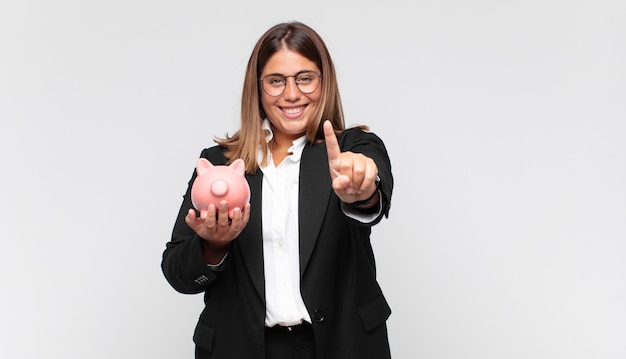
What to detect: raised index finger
<box><xmin>323</xmin><ymin>120</ymin><xmax>341</xmax><ymax>167</ymax></box>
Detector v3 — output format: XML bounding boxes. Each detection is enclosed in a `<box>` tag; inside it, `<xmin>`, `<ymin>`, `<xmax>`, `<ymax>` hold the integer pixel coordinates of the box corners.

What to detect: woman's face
<box><xmin>259</xmin><ymin>48</ymin><xmax>322</xmax><ymax>142</ymax></box>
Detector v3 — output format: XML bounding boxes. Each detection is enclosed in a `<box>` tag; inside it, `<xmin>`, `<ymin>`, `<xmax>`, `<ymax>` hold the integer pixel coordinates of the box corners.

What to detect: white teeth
<box><xmin>283</xmin><ymin>107</ymin><xmax>303</xmax><ymax>115</ymax></box>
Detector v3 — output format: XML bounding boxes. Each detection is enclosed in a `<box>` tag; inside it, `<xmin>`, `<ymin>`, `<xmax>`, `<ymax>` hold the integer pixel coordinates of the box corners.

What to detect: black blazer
<box><xmin>162</xmin><ymin>127</ymin><xmax>394</xmax><ymax>359</ymax></box>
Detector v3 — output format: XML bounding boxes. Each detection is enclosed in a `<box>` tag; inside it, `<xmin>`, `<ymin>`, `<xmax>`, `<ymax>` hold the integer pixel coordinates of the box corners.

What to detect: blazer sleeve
<box><xmin>338</xmin><ymin>128</ymin><xmax>394</xmax><ymax>224</ymax></box>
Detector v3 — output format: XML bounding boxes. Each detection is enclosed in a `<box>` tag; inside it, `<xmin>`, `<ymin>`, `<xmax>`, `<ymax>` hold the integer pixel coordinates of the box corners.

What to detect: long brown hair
<box><xmin>215</xmin><ymin>21</ymin><xmax>348</xmax><ymax>173</ymax></box>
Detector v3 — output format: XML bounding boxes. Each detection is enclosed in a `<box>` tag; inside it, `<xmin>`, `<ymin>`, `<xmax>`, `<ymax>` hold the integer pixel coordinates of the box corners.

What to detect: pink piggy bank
<box><xmin>191</xmin><ymin>158</ymin><xmax>250</xmax><ymax>218</ymax></box>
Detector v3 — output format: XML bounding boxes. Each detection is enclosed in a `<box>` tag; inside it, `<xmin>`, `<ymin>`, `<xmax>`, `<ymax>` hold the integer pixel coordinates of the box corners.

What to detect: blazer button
<box><xmin>313</xmin><ymin>309</ymin><xmax>325</xmax><ymax>323</ymax></box>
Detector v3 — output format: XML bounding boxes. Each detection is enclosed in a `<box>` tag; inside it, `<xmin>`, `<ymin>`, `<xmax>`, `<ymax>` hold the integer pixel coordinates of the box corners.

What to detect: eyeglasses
<box><xmin>259</xmin><ymin>71</ymin><xmax>322</xmax><ymax>97</ymax></box>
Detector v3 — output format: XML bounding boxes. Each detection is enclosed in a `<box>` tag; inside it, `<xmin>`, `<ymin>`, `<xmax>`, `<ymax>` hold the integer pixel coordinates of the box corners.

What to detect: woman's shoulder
<box><xmin>339</xmin><ymin>126</ymin><xmax>384</xmax><ymax>145</ymax></box>
<box><xmin>199</xmin><ymin>145</ymin><xmax>229</xmax><ymax>165</ymax></box>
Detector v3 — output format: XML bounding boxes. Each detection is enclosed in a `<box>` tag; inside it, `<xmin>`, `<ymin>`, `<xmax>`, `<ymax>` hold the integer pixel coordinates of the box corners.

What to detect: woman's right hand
<box><xmin>185</xmin><ymin>201</ymin><xmax>250</xmax><ymax>263</ymax></box>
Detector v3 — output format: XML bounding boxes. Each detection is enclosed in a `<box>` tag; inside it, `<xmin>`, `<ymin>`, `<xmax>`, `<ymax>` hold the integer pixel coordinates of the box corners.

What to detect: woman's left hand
<box><xmin>323</xmin><ymin>120</ymin><xmax>378</xmax><ymax>204</ymax></box>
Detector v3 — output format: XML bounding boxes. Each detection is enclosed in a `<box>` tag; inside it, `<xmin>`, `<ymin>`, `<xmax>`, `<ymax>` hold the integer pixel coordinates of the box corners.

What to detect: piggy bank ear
<box><xmin>196</xmin><ymin>158</ymin><xmax>214</xmax><ymax>175</ymax></box>
<box><xmin>230</xmin><ymin>159</ymin><xmax>246</xmax><ymax>175</ymax></box>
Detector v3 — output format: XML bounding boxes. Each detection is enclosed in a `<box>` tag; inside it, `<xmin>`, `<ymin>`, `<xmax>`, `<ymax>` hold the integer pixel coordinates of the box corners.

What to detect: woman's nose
<box><xmin>282</xmin><ymin>78</ymin><xmax>301</xmax><ymax>100</ymax></box>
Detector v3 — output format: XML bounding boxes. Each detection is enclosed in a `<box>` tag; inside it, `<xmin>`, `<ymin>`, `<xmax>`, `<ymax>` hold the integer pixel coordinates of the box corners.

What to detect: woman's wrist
<box><xmin>347</xmin><ymin>176</ymin><xmax>381</xmax><ymax>210</ymax></box>
<box><xmin>201</xmin><ymin>239</ymin><xmax>230</xmax><ymax>265</ymax></box>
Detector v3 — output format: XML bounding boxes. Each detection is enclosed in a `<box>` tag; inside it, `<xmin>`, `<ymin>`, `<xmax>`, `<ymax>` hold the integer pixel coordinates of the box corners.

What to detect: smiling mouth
<box><xmin>282</xmin><ymin>105</ymin><xmax>306</xmax><ymax>115</ymax></box>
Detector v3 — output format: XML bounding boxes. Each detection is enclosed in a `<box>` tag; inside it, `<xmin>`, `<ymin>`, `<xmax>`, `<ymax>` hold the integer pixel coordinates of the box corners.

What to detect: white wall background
<box><xmin>1</xmin><ymin>0</ymin><xmax>624</xmax><ymax>358</ymax></box>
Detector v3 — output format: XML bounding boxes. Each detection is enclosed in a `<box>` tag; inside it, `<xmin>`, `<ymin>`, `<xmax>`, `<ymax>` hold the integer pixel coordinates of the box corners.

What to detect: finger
<box><xmin>242</xmin><ymin>203</ymin><xmax>251</xmax><ymax>224</ymax></box>
<box><xmin>229</xmin><ymin>207</ymin><xmax>243</xmax><ymax>232</ymax></box>
<box><xmin>332</xmin><ymin>175</ymin><xmax>352</xmax><ymax>193</ymax></box>
<box><xmin>203</xmin><ymin>204</ymin><xmax>217</xmax><ymax>229</ymax></box>
<box><xmin>355</xmin><ymin>160</ymin><xmax>379</xmax><ymax>198</ymax></box>
<box><xmin>234</xmin><ymin>203</ymin><xmax>251</xmax><ymax>224</ymax></box>
<box><xmin>351</xmin><ymin>159</ymin><xmax>366</xmax><ymax>194</ymax></box>
<box><xmin>185</xmin><ymin>208</ymin><xmax>198</xmax><ymax>226</ymax></box>
<box><xmin>217</xmin><ymin>201</ymin><xmax>230</xmax><ymax>225</ymax></box>
<box><xmin>352</xmin><ymin>154</ymin><xmax>378</xmax><ymax>194</ymax></box>
<box><xmin>323</xmin><ymin>121</ymin><xmax>341</xmax><ymax>175</ymax></box>
<box><xmin>185</xmin><ymin>208</ymin><xmax>209</xmax><ymax>236</ymax></box>
<box><xmin>337</xmin><ymin>153</ymin><xmax>357</xmax><ymax>194</ymax></box>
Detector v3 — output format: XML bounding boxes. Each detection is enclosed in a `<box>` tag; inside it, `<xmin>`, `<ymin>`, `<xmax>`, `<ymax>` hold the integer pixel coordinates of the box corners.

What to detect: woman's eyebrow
<box><xmin>263</xmin><ymin>69</ymin><xmax>317</xmax><ymax>77</ymax></box>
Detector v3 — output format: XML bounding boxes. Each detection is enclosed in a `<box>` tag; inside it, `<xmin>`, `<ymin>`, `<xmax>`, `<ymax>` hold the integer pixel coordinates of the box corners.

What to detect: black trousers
<box><xmin>265</xmin><ymin>323</ymin><xmax>316</xmax><ymax>359</ymax></box>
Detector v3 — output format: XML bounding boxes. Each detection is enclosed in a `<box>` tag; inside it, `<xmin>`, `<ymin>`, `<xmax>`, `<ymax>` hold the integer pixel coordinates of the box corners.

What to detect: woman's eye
<box><xmin>297</xmin><ymin>76</ymin><xmax>312</xmax><ymax>83</ymax></box>
<box><xmin>269</xmin><ymin>77</ymin><xmax>285</xmax><ymax>85</ymax></box>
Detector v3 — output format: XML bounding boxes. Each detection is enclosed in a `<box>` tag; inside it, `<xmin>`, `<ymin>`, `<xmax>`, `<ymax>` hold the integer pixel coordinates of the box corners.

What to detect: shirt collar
<box><xmin>262</xmin><ymin>119</ymin><xmax>307</xmax><ymax>162</ymax></box>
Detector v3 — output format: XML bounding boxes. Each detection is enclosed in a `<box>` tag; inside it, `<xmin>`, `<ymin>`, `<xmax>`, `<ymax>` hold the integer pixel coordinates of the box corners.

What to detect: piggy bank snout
<box><xmin>210</xmin><ymin>180</ymin><xmax>229</xmax><ymax>197</ymax></box>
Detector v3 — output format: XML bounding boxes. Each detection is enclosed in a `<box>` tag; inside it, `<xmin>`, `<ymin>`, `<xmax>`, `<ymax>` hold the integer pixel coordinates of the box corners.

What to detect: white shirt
<box><xmin>260</xmin><ymin>120</ymin><xmax>311</xmax><ymax>327</ymax></box>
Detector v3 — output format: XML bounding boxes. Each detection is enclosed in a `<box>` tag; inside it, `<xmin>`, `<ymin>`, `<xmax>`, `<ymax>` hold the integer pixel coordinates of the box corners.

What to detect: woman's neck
<box><xmin>270</xmin><ymin>139</ymin><xmax>293</xmax><ymax>166</ymax></box>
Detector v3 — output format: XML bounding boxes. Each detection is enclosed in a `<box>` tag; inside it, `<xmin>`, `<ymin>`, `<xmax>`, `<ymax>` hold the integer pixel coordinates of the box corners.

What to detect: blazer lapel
<box><xmin>237</xmin><ymin>171</ymin><xmax>265</xmax><ymax>300</ymax></box>
<box><xmin>298</xmin><ymin>142</ymin><xmax>332</xmax><ymax>276</ymax></box>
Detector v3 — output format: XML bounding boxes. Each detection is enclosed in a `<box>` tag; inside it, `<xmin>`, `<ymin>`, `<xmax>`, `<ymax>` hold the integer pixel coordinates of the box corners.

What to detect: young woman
<box><xmin>162</xmin><ymin>21</ymin><xmax>394</xmax><ymax>359</ymax></box>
